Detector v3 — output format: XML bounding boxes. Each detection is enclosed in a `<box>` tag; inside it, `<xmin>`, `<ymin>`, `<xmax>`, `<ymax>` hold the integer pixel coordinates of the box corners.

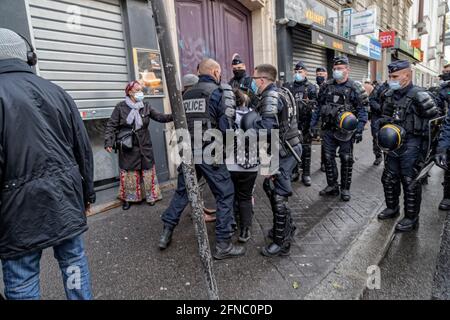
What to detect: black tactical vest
<box><xmin>257</xmin><ymin>86</ymin><xmax>301</xmax><ymax>146</ymax></box>
<box><xmin>382</xmin><ymin>86</ymin><xmax>428</xmax><ymax>136</ymax></box>
<box><xmin>183</xmin><ymin>81</ymin><xmax>219</xmax><ymax>146</ymax></box>
<box><xmin>285</xmin><ymin>80</ymin><xmax>317</xmax><ymax>129</ymax></box>
<box><xmin>320</xmin><ymin>79</ymin><xmax>357</xmax><ymax>129</ymax></box>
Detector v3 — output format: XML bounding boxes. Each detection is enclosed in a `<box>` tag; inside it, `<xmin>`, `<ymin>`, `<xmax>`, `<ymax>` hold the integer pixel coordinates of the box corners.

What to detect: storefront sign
<box><xmin>370</xmin><ymin>39</ymin><xmax>382</xmax><ymax>61</ymax></box>
<box><xmin>312</xmin><ymin>30</ymin><xmax>357</xmax><ymax>56</ymax></box>
<box><xmin>285</xmin><ymin>0</ymin><xmax>339</xmax><ymax>33</ymax></box>
<box><xmin>413</xmin><ymin>48</ymin><xmax>422</xmax><ymax>61</ymax></box>
<box><xmin>350</xmin><ymin>9</ymin><xmax>377</xmax><ymax>36</ymax></box>
<box><xmin>379</xmin><ymin>31</ymin><xmax>396</xmax><ymax>48</ymax></box>
<box><xmin>410</xmin><ymin>39</ymin><xmax>421</xmax><ymax>49</ymax></box>
<box><xmin>355</xmin><ymin>35</ymin><xmax>382</xmax><ymax>61</ymax></box>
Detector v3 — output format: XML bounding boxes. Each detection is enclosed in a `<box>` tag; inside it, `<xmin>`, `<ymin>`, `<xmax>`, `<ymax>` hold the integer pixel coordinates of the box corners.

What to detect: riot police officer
<box><xmin>311</xmin><ymin>56</ymin><xmax>369</xmax><ymax>202</ymax></box>
<box><xmin>159</xmin><ymin>58</ymin><xmax>245</xmax><ymax>260</ymax></box>
<box><xmin>284</xmin><ymin>61</ymin><xmax>319</xmax><ymax>186</ymax></box>
<box><xmin>436</xmin><ymin>108</ymin><xmax>450</xmax><ymax>206</ymax></box>
<box><xmin>369</xmin><ymin>81</ymin><xmax>390</xmax><ymax>166</ymax></box>
<box><xmin>316</xmin><ymin>67</ymin><xmax>328</xmax><ymax>172</ymax></box>
<box><xmin>229</xmin><ymin>54</ymin><xmax>258</xmax><ymax>107</ymax></box>
<box><xmin>248</xmin><ymin>64</ymin><xmax>302</xmax><ymax>257</ymax></box>
<box><xmin>436</xmin><ymin>63</ymin><xmax>450</xmax><ymax>211</ymax></box>
<box><xmin>377</xmin><ymin>60</ymin><xmax>440</xmax><ymax>232</ymax></box>
<box><xmin>316</xmin><ymin>67</ymin><xmax>328</xmax><ymax>87</ymax></box>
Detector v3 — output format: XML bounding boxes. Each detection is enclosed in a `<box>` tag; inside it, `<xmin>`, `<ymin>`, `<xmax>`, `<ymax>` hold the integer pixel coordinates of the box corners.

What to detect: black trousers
<box><xmin>230</xmin><ymin>171</ymin><xmax>258</xmax><ymax>229</ymax></box>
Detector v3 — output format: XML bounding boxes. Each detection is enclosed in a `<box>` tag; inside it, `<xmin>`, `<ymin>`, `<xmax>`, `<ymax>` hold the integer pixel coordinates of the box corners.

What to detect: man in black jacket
<box><xmin>0</xmin><ymin>28</ymin><xmax>95</xmax><ymax>300</ymax></box>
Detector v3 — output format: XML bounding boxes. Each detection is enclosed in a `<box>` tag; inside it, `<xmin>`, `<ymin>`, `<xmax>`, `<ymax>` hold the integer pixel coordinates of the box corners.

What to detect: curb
<box><xmin>87</xmin><ymin>179</ymin><xmax>177</xmax><ymax>217</ymax></box>
<box><xmin>304</xmin><ymin>206</ymin><xmax>397</xmax><ymax>300</ymax></box>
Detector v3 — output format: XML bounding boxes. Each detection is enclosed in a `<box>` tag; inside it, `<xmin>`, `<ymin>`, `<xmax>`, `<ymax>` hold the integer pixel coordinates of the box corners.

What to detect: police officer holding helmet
<box><xmin>377</xmin><ymin>60</ymin><xmax>440</xmax><ymax>232</ymax></box>
<box><xmin>243</xmin><ymin>64</ymin><xmax>302</xmax><ymax>257</ymax></box>
<box><xmin>311</xmin><ymin>56</ymin><xmax>369</xmax><ymax>202</ymax></box>
<box><xmin>159</xmin><ymin>58</ymin><xmax>245</xmax><ymax>260</ymax></box>
<box><xmin>284</xmin><ymin>61</ymin><xmax>319</xmax><ymax>186</ymax></box>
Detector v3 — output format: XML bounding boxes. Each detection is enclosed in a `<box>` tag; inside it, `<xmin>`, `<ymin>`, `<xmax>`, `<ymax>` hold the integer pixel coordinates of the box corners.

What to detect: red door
<box><xmin>175</xmin><ymin>0</ymin><xmax>253</xmax><ymax>82</ymax></box>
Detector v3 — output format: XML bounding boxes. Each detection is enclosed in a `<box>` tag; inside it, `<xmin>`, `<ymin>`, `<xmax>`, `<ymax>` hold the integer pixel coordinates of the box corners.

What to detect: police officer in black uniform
<box><xmin>311</xmin><ymin>56</ymin><xmax>369</xmax><ymax>202</ymax></box>
<box><xmin>369</xmin><ymin>81</ymin><xmax>390</xmax><ymax>166</ymax></box>
<box><xmin>247</xmin><ymin>64</ymin><xmax>302</xmax><ymax>257</ymax></box>
<box><xmin>436</xmin><ymin>106</ymin><xmax>450</xmax><ymax>194</ymax></box>
<box><xmin>159</xmin><ymin>58</ymin><xmax>245</xmax><ymax>260</ymax></box>
<box><xmin>229</xmin><ymin>54</ymin><xmax>258</xmax><ymax>107</ymax></box>
<box><xmin>284</xmin><ymin>61</ymin><xmax>319</xmax><ymax>186</ymax></box>
<box><xmin>377</xmin><ymin>60</ymin><xmax>440</xmax><ymax>232</ymax></box>
<box><xmin>316</xmin><ymin>67</ymin><xmax>328</xmax><ymax>172</ymax></box>
<box><xmin>435</xmin><ymin>63</ymin><xmax>450</xmax><ymax>211</ymax></box>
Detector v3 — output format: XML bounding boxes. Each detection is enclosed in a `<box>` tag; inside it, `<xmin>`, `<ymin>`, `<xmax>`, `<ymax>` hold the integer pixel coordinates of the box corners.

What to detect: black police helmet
<box><xmin>377</xmin><ymin>124</ymin><xmax>406</xmax><ymax>152</ymax></box>
<box><xmin>334</xmin><ymin>112</ymin><xmax>358</xmax><ymax>142</ymax></box>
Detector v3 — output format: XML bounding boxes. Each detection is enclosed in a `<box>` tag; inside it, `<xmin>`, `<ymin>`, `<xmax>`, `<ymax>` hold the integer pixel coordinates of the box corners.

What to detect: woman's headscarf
<box><xmin>124</xmin><ymin>81</ymin><xmax>144</xmax><ymax>130</ymax></box>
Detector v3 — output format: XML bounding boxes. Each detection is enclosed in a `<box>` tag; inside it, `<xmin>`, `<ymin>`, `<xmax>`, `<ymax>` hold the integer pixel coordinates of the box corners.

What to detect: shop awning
<box><xmin>305</xmin><ymin>25</ymin><xmax>359</xmax><ymax>56</ymax></box>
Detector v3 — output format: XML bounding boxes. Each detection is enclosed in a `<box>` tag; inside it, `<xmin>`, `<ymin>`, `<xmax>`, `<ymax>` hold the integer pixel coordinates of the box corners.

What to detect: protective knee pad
<box><xmin>382</xmin><ymin>170</ymin><xmax>401</xmax><ymax>209</ymax></box>
<box><xmin>401</xmin><ymin>176</ymin><xmax>422</xmax><ymax>218</ymax></box>
<box><xmin>340</xmin><ymin>153</ymin><xmax>354</xmax><ymax>190</ymax></box>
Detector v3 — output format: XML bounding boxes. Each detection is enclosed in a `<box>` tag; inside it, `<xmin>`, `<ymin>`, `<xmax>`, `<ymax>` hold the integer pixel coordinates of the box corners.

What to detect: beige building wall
<box><xmin>161</xmin><ymin>0</ymin><xmax>277</xmax><ymax>178</ymax></box>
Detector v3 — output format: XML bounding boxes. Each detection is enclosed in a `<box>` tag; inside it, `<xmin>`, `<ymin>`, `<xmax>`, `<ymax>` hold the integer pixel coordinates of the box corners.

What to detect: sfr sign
<box><xmin>379</xmin><ymin>31</ymin><xmax>396</xmax><ymax>48</ymax></box>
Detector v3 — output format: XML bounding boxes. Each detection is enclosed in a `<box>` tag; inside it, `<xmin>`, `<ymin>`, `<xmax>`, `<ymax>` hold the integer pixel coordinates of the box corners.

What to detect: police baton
<box><xmin>285</xmin><ymin>141</ymin><xmax>302</xmax><ymax>165</ymax></box>
<box><xmin>149</xmin><ymin>0</ymin><xmax>219</xmax><ymax>300</ymax></box>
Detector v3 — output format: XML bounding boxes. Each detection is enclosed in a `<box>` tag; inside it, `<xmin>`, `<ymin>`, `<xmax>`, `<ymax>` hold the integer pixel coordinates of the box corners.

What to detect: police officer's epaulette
<box><xmin>220</xmin><ymin>83</ymin><xmax>233</xmax><ymax>91</ymax></box>
<box><xmin>384</xmin><ymin>89</ymin><xmax>394</xmax><ymax>97</ymax></box>
<box><xmin>325</xmin><ymin>79</ymin><xmax>335</xmax><ymax>86</ymax></box>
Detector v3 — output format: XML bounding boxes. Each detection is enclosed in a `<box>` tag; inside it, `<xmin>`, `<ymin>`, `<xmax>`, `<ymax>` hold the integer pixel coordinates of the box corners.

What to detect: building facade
<box><xmin>0</xmin><ymin>0</ymin><xmax>277</xmax><ymax>192</ymax></box>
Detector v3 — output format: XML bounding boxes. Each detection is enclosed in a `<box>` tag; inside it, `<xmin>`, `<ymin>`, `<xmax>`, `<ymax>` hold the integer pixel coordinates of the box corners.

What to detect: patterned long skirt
<box><xmin>119</xmin><ymin>166</ymin><xmax>162</xmax><ymax>203</ymax></box>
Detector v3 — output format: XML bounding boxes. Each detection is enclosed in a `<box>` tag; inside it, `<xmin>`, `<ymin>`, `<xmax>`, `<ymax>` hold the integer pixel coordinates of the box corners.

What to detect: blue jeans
<box><xmin>1</xmin><ymin>235</ymin><xmax>92</xmax><ymax>300</ymax></box>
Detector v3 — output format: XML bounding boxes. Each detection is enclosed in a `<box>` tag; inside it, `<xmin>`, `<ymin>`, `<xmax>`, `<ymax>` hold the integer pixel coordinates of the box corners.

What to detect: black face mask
<box><xmin>442</xmin><ymin>73</ymin><xmax>450</xmax><ymax>81</ymax></box>
<box><xmin>233</xmin><ymin>69</ymin><xmax>246</xmax><ymax>79</ymax></box>
<box><xmin>316</xmin><ymin>76</ymin><xmax>325</xmax><ymax>85</ymax></box>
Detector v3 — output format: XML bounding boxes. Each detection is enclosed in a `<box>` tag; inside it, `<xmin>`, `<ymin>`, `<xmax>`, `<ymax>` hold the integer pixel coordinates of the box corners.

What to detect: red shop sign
<box><xmin>379</xmin><ymin>31</ymin><xmax>396</xmax><ymax>48</ymax></box>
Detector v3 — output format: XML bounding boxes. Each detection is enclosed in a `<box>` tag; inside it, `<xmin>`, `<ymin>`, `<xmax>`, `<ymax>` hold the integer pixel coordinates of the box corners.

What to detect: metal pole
<box><xmin>148</xmin><ymin>0</ymin><xmax>219</xmax><ymax>300</ymax></box>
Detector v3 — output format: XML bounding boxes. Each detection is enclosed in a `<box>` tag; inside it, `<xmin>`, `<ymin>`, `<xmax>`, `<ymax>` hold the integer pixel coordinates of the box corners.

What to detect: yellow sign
<box><xmin>333</xmin><ymin>41</ymin><xmax>344</xmax><ymax>50</ymax></box>
<box><xmin>306</xmin><ymin>9</ymin><xmax>326</xmax><ymax>26</ymax></box>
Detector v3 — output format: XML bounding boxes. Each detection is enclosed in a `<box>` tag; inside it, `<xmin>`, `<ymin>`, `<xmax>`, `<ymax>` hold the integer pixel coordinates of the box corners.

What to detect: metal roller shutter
<box><xmin>28</xmin><ymin>0</ymin><xmax>129</xmax><ymax>119</ymax></box>
<box><xmin>348</xmin><ymin>56</ymin><xmax>369</xmax><ymax>83</ymax></box>
<box><xmin>292</xmin><ymin>27</ymin><xmax>327</xmax><ymax>74</ymax></box>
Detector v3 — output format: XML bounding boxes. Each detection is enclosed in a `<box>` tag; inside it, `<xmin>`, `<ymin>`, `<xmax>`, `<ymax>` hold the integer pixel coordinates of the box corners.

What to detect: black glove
<box><xmin>354</xmin><ymin>132</ymin><xmax>363</xmax><ymax>144</ymax></box>
<box><xmin>435</xmin><ymin>151</ymin><xmax>448</xmax><ymax>170</ymax></box>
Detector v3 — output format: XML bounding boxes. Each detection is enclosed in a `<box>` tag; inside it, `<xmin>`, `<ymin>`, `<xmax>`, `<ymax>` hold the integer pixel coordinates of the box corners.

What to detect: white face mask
<box><xmin>134</xmin><ymin>92</ymin><xmax>145</xmax><ymax>102</ymax></box>
<box><xmin>333</xmin><ymin>70</ymin><xmax>345</xmax><ymax>81</ymax></box>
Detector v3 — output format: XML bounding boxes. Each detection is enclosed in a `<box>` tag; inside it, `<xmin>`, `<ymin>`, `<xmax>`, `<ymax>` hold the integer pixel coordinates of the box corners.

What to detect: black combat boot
<box><xmin>439</xmin><ymin>170</ymin><xmax>450</xmax><ymax>211</ymax></box>
<box><xmin>158</xmin><ymin>225</ymin><xmax>174</xmax><ymax>250</ymax></box>
<box><xmin>262</xmin><ymin>195</ymin><xmax>294</xmax><ymax>257</ymax></box>
<box><xmin>340</xmin><ymin>154</ymin><xmax>354</xmax><ymax>202</ymax></box>
<box><xmin>213</xmin><ymin>240</ymin><xmax>246</xmax><ymax>260</ymax></box>
<box><xmin>320</xmin><ymin>154</ymin><xmax>340</xmax><ymax>197</ymax></box>
<box><xmin>301</xmin><ymin>144</ymin><xmax>312</xmax><ymax>187</ymax></box>
<box><xmin>379</xmin><ymin>171</ymin><xmax>401</xmax><ymax>220</ymax></box>
<box><xmin>396</xmin><ymin>177</ymin><xmax>421</xmax><ymax>232</ymax></box>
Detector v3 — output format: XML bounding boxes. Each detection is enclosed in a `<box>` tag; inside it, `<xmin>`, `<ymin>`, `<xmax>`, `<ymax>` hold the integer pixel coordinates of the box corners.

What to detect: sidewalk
<box><xmin>0</xmin><ymin>130</ymin><xmax>405</xmax><ymax>299</ymax></box>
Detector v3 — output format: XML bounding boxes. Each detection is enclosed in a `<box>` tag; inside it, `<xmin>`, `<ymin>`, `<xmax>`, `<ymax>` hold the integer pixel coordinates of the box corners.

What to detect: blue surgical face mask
<box><xmin>388</xmin><ymin>81</ymin><xmax>401</xmax><ymax>91</ymax></box>
<box><xmin>134</xmin><ymin>92</ymin><xmax>145</xmax><ymax>102</ymax></box>
<box><xmin>294</xmin><ymin>73</ymin><xmax>305</xmax><ymax>82</ymax></box>
<box><xmin>333</xmin><ymin>70</ymin><xmax>345</xmax><ymax>81</ymax></box>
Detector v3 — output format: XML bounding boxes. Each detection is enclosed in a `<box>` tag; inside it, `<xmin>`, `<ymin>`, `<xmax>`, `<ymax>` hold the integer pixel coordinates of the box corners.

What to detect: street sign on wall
<box><xmin>285</xmin><ymin>0</ymin><xmax>339</xmax><ymax>33</ymax></box>
<box><xmin>312</xmin><ymin>30</ymin><xmax>357</xmax><ymax>56</ymax></box>
<box><xmin>350</xmin><ymin>9</ymin><xmax>377</xmax><ymax>36</ymax></box>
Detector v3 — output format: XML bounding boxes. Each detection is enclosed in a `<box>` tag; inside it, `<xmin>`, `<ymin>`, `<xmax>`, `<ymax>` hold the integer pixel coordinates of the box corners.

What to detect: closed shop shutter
<box><xmin>348</xmin><ymin>56</ymin><xmax>369</xmax><ymax>83</ymax></box>
<box><xmin>292</xmin><ymin>27</ymin><xmax>327</xmax><ymax>74</ymax></box>
<box><xmin>28</xmin><ymin>0</ymin><xmax>129</xmax><ymax>119</ymax></box>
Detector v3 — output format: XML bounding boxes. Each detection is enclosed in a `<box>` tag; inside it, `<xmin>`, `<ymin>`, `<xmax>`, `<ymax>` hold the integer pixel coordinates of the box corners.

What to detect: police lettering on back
<box><xmin>184</xmin><ymin>98</ymin><xmax>207</xmax><ymax>113</ymax></box>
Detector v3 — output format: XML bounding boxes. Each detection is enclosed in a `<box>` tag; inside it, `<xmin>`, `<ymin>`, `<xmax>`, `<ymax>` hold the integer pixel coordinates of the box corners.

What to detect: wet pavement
<box><xmin>1</xmin><ymin>128</ymin><xmax>448</xmax><ymax>300</ymax></box>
